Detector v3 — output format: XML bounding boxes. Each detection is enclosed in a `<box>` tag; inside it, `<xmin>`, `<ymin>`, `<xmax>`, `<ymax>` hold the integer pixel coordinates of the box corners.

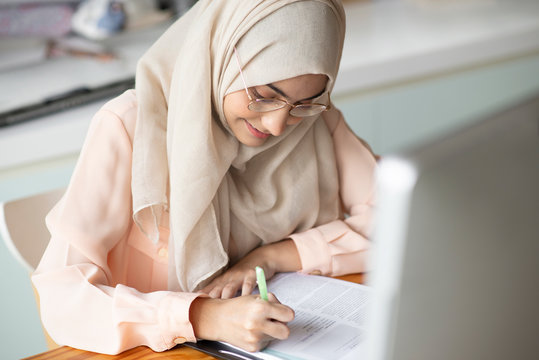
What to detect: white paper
<box><xmin>244</xmin><ymin>272</ymin><xmax>372</xmax><ymax>360</ymax></box>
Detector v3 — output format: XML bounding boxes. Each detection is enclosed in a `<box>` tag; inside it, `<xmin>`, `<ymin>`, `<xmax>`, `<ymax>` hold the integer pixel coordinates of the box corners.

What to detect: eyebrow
<box><xmin>266</xmin><ymin>83</ymin><xmax>326</xmax><ymax>103</ymax></box>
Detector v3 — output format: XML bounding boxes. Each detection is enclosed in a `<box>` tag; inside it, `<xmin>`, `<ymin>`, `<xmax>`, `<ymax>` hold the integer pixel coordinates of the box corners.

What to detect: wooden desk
<box><xmin>24</xmin><ymin>273</ymin><xmax>365</xmax><ymax>360</ymax></box>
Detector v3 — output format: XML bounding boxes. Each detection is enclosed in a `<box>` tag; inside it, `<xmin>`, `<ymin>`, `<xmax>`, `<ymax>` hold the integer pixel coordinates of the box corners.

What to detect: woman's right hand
<box><xmin>190</xmin><ymin>293</ymin><xmax>294</xmax><ymax>352</ymax></box>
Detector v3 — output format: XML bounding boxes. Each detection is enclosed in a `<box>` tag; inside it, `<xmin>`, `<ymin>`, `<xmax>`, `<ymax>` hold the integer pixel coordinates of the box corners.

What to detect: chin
<box><xmin>241</xmin><ymin>138</ymin><xmax>266</xmax><ymax>147</ymax></box>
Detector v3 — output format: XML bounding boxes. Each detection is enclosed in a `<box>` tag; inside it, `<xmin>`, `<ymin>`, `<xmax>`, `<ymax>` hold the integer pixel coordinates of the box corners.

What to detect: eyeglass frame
<box><xmin>233</xmin><ymin>47</ymin><xmax>331</xmax><ymax>117</ymax></box>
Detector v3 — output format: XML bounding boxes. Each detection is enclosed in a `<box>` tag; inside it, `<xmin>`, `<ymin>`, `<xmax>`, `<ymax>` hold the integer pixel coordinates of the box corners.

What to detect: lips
<box><xmin>244</xmin><ymin>119</ymin><xmax>270</xmax><ymax>139</ymax></box>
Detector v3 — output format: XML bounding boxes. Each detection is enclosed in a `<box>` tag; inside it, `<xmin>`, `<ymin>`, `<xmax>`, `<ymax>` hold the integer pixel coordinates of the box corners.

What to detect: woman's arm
<box><xmin>32</xmin><ymin>100</ymin><xmax>201</xmax><ymax>354</ymax></box>
<box><xmin>32</xmin><ymin>95</ymin><xmax>294</xmax><ymax>354</ymax></box>
<box><xmin>191</xmin><ymin>292</ymin><xmax>294</xmax><ymax>352</ymax></box>
<box><xmin>33</xmin><ymin>240</ymin><xmax>201</xmax><ymax>354</ymax></box>
<box><xmin>290</xmin><ymin>112</ymin><xmax>376</xmax><ymax>276</ymax></box>
<box><xmin>202</xmin><ymin>111</ymin><xmax>376</xmax><ymax>298</ymax></box>
<box><xmin>201</xmin><ymin>239</ymin><xmax>301</xmax><ymax>298</ymax></box>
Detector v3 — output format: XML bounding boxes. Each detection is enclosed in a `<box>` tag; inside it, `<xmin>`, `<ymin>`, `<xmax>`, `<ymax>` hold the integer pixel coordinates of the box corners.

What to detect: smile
<box><xmin>244</xmin><ymin>119</ymin><xmax>270</xmax><ymax>139</ymax></box>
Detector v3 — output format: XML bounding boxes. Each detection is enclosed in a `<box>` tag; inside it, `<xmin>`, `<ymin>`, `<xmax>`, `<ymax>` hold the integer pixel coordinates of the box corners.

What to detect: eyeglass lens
<box><xmin>248</xmin><ymin>99</ymin><xmax>327</xmax><ymax>117</ymax></box>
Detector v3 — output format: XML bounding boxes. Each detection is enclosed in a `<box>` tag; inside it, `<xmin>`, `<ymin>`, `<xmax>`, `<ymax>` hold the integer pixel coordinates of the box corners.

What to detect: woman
<box><xmin>32</xmin><ymin>0</ymin><xmax>376</xmax><ymax>355</ymax></box>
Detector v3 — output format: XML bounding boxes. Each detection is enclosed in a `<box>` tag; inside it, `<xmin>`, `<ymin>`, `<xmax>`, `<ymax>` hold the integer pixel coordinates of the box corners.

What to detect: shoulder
<box><xmin>96</xmin><ymin>89</ymin><xmax>138</xmax><ymax>143</ymax></box>
<box><xmin>322</xmin><ymin>104</ymin><xmax>378</xmax><ymax>159</ymax></box>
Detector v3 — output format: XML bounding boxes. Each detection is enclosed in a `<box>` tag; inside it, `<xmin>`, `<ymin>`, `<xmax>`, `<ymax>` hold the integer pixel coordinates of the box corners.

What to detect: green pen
<box><xmin>255</xmin><ymin>266</ymin><xmax>268</xmax><ymax>301</ymax></box>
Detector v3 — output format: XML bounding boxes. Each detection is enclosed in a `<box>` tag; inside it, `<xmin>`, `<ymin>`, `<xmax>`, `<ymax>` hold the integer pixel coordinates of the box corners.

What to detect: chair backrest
<box><xmin>0</xmin><ymin>188</ymin><xmax>64</xmax><ymax>272</ymax></box>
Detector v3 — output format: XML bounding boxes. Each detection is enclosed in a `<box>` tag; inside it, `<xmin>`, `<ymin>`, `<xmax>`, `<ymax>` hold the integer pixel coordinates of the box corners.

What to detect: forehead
<box><xmin>272</xmin><ymin>74</ymin><xmax>327</xmax><ymax>87</ymax></box>
<box><xmin>267</xmin><ymin>74</ymin><xmax>328</xmax><ymax>97</ymax></box>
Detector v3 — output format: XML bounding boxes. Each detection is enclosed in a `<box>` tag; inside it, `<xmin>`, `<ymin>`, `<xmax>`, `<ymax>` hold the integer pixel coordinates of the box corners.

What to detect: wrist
<box><xmin>190</xmin><ymin>297</ymin><xmax>221</xmax><ymax>341</ymax></box>
<box><xmin>261</xmin><ymin>239</ymin><xmax>302</xmax><ymax>274</ymax></box>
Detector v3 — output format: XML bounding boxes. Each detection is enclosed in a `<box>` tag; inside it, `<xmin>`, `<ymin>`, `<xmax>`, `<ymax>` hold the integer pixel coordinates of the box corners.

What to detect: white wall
<box><xmin>334</xmin><ymin>51</ymin><xmax>539</xmax><ymax>156</ymax></box>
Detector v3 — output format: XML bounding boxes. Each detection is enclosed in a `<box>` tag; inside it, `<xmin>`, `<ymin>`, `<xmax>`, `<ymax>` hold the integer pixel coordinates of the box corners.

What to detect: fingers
<box><xmin>206</xmin><ymin>295</ymin><xmax>294</xmax><ymax>353</ymax></box>
<box><xmin>200</xmin><ymin>283</ymin><xmax>216</xmax><ymax>296</ymax></box>
<box><xmin>208</xmin><ymin>286</ymin><xmax>223</xmax><ymax>299</ymax></box>
<box><xmin>263</xmin><ymin>318</ymin><xmax>291</xmax><ymax>340</ymax></box>
<box><xmin>204</xmin><ymin>281</ymin><xmax>243</xmax><ymax>299</ymax></box>
<box><xmin>249</xmin><ymin>300</ymin><xmax>294</xmax><ymax>345</ymax></box>
<box><xmin>239</xmin><ymin>301</ymin><xmax>292</xmax><ymax>351</ymax></box>
<box><xmin>249</xmin><ymin>295</ymin><xmax>294</xmax><ymax>325</ymax></box>
<box><xmin>266</xmin><ymin>292</ymin><xmax>280</xmax><ymax>303</ymax></box>
<box><xmin>221</xmin><ymin>283</ymin><xmax>238</xmax><ymax>299</ymax></box>
<box><xmin>202</xmin><ymin>273</ymin><xmax>258</xmax><ymax>299</ymax></box>
<box><xmin>241</xmin><ymin>277</ymin><xmax>256</xmax><ymax>296</ymax></box>
<box><xmin>265</xmin><ymin>293</ymin><xmax>294</xmax><ymax>323</ymax></box>
<box><xmin>265</xmin><ymin>296</ymin><xmax>295</xmax><ymax>323</ymax></box>
<box><xmin>224</xmin><ymin>274</ymin><xmax>256</xmax><ymax>298</ymax></box>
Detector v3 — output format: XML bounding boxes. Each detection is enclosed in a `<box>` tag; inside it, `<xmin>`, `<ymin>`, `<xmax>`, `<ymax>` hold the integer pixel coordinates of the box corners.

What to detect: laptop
<box><xmin>369</xmin><ymin>93</ymin><xmax>539</xmax><ymax>359</ymax></box>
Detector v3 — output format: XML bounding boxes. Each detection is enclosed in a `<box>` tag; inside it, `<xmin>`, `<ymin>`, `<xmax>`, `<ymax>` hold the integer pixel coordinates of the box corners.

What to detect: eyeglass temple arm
<box><xmin>233</xmin><ymin>47</ymin><xmax>253</xmax><ymax>101</ymax></box>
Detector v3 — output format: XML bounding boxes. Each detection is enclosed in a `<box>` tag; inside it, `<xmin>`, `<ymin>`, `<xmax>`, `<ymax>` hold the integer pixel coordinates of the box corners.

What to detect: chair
<box><xmin>0</xmin><ymin>187</ymin><xmax>65</xmax><ymax>350</ymax></box>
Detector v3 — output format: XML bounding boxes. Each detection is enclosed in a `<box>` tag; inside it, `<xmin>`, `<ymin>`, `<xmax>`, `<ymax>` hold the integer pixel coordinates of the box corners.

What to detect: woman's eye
<box><xmin>252</xmin><ymin>88</ymin><xmax>264</xmax><ymax>98</ymax></box>
<box><xmin>252</xmin><ymin>87</ymin><xmax>275</xmax><ymax>99</ymax></box>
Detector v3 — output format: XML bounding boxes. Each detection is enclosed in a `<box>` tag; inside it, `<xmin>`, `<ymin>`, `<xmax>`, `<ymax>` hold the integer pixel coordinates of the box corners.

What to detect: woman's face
<box><xmin>223</xmin><ymin>74</ymin><xmax>328</xmax><ymax>147</ymax></box>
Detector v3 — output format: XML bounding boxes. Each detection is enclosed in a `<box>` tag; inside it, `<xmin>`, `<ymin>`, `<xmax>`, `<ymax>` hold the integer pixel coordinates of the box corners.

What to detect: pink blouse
<box><xmin>32</xmin><ymin>90</ymin><xmax>376</xmax><ymax>355</ymax></box>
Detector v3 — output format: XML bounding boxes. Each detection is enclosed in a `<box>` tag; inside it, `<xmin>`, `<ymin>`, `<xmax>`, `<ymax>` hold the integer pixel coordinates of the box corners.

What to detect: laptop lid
<box><xmin>370</xmin><ymin>93</ymin><xmax>539</xmax><ymax>360</ymax></box>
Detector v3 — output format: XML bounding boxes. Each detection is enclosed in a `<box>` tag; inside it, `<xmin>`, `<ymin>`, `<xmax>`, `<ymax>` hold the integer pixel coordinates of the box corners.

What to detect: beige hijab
<box><xmin>132</xmin><ymin>0</ymin><xmax>346</xmax><ymax>292</ymax></box>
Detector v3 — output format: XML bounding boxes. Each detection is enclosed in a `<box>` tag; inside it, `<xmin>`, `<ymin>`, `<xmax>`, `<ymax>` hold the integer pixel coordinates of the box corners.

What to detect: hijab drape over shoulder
<box><xmin>132</xmin><ymin>0</ymin><xmax>346</xmax><ymax>292</ymax></box>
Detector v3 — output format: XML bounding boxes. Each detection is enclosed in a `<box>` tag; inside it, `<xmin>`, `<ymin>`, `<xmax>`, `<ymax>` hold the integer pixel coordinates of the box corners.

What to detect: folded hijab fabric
<box><xmin>132</xmin><ymin>0</ymin><xmax>346</xmax><ymax>292</ymax></box>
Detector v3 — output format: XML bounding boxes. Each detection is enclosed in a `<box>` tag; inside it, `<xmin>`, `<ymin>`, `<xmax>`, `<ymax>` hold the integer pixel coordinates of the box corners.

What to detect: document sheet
<box><xmin>254</xmin><ymin>272</ymin><xmax>371</xmax><ymax>360</ymax></box>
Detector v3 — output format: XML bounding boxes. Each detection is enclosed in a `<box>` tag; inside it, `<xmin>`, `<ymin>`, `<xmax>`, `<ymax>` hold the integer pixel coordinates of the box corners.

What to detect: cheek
<box><xmin>223</xmin><ymin>92</ymin><xmax>253</xmax><ymax>122</ymax></box>
<box><xmin>287</xmin><ymin>116</ymin><xmax>302</xmax><ymax>125</ymax></box>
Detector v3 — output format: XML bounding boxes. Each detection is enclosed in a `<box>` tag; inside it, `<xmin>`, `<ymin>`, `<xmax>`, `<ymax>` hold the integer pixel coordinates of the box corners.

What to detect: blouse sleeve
<box><xmin>289</xmin><ymin>111</ymin><xmax>377</xmax><ymax>276</ymax></box>
<box><xmin>31</xmin><ymin>99</ymin><xmax>202</xmax><ymax>355</ymax></box>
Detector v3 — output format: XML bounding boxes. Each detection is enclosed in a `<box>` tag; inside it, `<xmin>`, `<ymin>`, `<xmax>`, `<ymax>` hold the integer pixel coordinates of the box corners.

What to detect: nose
<box><xmin>260</xmin><ymin>108</ymin><xmax>300</xmax><ymax>136</ymax></box>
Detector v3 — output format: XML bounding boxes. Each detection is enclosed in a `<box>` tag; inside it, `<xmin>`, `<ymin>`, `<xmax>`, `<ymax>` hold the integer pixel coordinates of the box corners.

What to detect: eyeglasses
<box><xmin>233</xmin><ymin>47</ymin><xmax>331</xmax><ymax>117</ymax></box>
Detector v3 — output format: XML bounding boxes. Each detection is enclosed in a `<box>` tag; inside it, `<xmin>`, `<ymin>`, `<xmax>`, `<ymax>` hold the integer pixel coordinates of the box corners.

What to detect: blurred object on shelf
<box><xmin>171</xmin><ymin>0</ymin><xmax>197</xmax><ymax>17</ymax></box>
<box><xmin>121</xmin><ymin>0</ymin><xmax>173</xmax><ymax>30</ymax></box>
<box><xmin>71</xmin><ymin>0</ymin><xmax>125</xmax><ymax>40</ymax></box>
<box><xmin>46</xmin><ymin>36</ymin><xmax>116</xmax><ymax>62</ymax></box>
<box><xmin>71</xmin><ymin>0</ymin><xmax>176</xmax><ymax>38</ymax></box>
<box><xmin>154</xmin><ymin>0</ymin><xmax>197</xmax><ymax>18</ymax></box>
<box><xmin>0</xmin><ymin>3</ymin><xmax>75</xmax><ymax>37</ymax></box>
